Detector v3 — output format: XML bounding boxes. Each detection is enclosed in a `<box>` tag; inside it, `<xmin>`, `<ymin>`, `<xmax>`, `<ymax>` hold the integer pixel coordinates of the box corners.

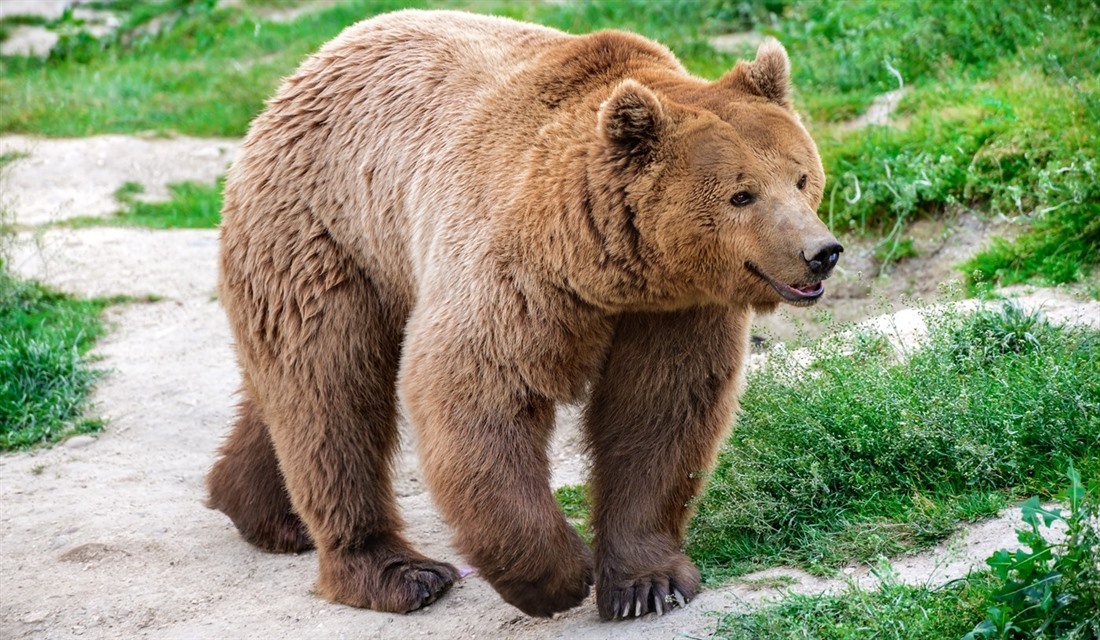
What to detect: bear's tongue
<box><xmin>792</xmin><ymin>282</ymin><xmax>823</xmax><ymax>295</ymax></box>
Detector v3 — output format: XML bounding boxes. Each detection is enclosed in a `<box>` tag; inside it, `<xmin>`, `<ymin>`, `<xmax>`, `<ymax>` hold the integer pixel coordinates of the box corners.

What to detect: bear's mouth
<box><xmin>745</xmin><ymin>261</ymin><xmax>825</xmax><ymax>305</ymax></box>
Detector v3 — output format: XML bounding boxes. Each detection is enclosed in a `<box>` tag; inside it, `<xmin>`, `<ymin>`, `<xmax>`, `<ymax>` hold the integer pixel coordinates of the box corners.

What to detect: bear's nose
<box><xmin>803</xmin><ymin>242</ymin><xmax>843</xmax><ymax>276</ymax></box>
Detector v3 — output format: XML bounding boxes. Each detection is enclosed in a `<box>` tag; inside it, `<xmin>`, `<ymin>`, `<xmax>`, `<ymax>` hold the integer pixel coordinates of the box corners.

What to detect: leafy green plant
<box><xmin>554</xmin><ymin>484</ymin><xmax>592</xmax><ymax>542</ymax></box>
<box><xmin>965</xmin><ymin>468</ymin><xmax>1100</xmax><ymax>639</ymax></box>
<box><xmin>553</xmin><ymin>484</ymin><xmax>589</xmax><ymax>519</ymax></box>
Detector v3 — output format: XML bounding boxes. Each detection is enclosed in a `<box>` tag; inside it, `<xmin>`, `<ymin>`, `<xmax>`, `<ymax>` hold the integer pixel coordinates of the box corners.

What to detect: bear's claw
<box><xmin>609</xmin><ymin>579</ymin><xmax>692</xmax><ymax>619</ymax></box>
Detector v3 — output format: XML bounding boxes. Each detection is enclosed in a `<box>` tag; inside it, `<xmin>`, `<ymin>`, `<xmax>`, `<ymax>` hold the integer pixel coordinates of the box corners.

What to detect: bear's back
<box><xmin>224</xmin><ymin>11</ymin><xmax>570</xmax><ymax>296</ymax></box>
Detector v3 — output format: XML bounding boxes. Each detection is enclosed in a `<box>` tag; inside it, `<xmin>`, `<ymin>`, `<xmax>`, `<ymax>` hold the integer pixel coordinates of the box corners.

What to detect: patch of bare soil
<box><xmin>0</xmin><ymin>135</ymin><xmax>237</xmax><ymax>226</ymax></box>
<box><xmin>0</xmin><ymin>133</ymin><xmax>1085</xmax><ymax>640</ymax></box>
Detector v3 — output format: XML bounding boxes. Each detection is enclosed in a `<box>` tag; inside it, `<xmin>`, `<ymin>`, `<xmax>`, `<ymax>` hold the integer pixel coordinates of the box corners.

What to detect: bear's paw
<box><xmin>318</xmin><ymin>539</ymin><xmax>459</xmax><ymax>613</ymax></box>
<box><xmin>596</xmin><ymin>552</ymin><xmax>700</xmax><ymax>620</ymax></box>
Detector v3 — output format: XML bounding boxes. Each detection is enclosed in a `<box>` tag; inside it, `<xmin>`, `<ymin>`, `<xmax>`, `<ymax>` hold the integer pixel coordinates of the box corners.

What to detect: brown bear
<box><xmin>207</xmin><ymin>9</ymin><xmax>841</xmax><ymax>621</ymax></box>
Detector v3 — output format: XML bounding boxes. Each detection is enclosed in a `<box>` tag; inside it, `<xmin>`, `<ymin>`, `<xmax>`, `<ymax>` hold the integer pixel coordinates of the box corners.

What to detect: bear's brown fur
<box><xmin>208</xmin><ymin>9</ymin><xmax>841</xmax><ymax>620</ymax></box>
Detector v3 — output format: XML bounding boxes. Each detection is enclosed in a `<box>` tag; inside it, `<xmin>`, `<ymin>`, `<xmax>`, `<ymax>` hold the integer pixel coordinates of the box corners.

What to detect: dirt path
<box><xmin>0</xmin><ymin>134</ymin><xmax>1086</xmax><ymax>639</ymax></box>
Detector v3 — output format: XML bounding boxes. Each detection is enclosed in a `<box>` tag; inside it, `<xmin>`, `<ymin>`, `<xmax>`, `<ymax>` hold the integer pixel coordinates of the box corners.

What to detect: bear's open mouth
<box><xmin>745</xmin><ymin>262</ymin><xmax>825</xmax><ymax>304</ymax></box>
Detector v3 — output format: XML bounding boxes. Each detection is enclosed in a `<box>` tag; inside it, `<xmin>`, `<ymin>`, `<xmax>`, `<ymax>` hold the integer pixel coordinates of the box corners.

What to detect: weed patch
<box><xmin>109</xmin><ymin>177</ymin><xmax>223</xmax><ymax>229</ymax></box>
<box><xmin>0</xmin><ymin>150</ymin><xmax>29</xmax><ymax>169</ymax></box>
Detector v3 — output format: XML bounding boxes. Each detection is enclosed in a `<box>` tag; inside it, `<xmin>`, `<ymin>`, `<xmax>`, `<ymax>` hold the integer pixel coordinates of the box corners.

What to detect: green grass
<box><xmin>66</xmin><ymin>177</ymin><xmax>225</xmax><ymax>229</ymax></box>
<box><xmin>112</xmin><ymin>178</ymin><xmax>222</xmax><ymax>228</ymax></box>
<box><xmin>713</xmin><ymin>469</ymin><xmax>1100</xmax><ymax>639</ymax></box>
<box><xmin>792</xmin><ymin>0</ymin><xmax>1099</xmax><ymax>289</ymax></box>
<box><xmin>554</xmin><ymin>484</ymin><xmax>589</xmax><ymax>519</ymax></box>
<box><xmin>0</xmin><ymin>0</ymin><xmax>749</xmax><ymax>137</ymax></box>
<box><xmin>820</xmin><ymin>71</ymin><xmax>1099</xmax><ymax>290</ymax></box>
<box><xmin>0</xmin><ymin>267</ymin><xmax>109</xmax><ymax>450</ymax></box>
<box><xmin>716</xmin><ymin>570</ymin><xmax>998</xmax><ymax>639</ymax></box>
<box><xmin>0</xmin><ymin>0</ymin><xmax>514</xmax><ymax>137</ymax></box>
<box><xmin>554</xmin><ymin>484</ymin><xmax>593</xmax><ymax>543</ymax></box>
<box><xmin>689</xmin><ymin>302</ymin><xmax>1099</xmax><ymax>581</ymax></box>
<box><xmin>963</xmin><ymin>186</ymin><xmax>1100</xmax><ymax>292</ymax></box>
<box><xmin>776</xmin><ymin>1</ymin><xmax>1098</xmax><ymax>122</ymax></box>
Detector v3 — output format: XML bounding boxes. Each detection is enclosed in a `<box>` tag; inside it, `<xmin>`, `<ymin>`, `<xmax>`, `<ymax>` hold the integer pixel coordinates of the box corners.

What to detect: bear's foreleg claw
<box><xmin>600</xmin><ymin>566</ymin><xmax>697</xmax><ymax>620</ymax></box>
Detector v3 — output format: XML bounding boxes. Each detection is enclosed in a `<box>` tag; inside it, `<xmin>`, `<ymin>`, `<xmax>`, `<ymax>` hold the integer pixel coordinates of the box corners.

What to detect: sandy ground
<box><xmin>0</xmin><ymin>133</ymin><xmax>1091</xmax><ymax>639</ymax></box>
<box><xmin>0</xmin><ymin>136</ymin><xmax>238</xmax><ymax>226</ymax></box>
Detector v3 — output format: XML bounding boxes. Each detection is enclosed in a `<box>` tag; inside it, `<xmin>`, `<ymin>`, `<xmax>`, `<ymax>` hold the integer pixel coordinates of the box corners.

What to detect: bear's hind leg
<box><xmin>584</xmin><ymin>307</ymin><xmax>750</xmax><ymax>620</ymax></box>
<box><xmin>207</xmin><ymin>395</ymin><xmax>313</xmax><ymax>553</ymax></box>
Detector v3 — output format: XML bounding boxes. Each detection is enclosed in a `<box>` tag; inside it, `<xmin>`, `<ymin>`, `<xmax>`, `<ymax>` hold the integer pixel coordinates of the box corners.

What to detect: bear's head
<box><xmin>592</xmin><ymin>38</ymin><xmax>841</xmax><ymax>313</ymax></box>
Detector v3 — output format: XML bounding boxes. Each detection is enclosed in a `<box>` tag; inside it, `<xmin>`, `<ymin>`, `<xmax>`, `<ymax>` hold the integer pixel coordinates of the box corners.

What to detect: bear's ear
<box><xmin>597</xmin><ymin>79</ymin><xmax>667</xmax><ymax>158</ymax></box>
<box><xmin>717</xmin><ymin>37</ymin><xmax>791</xmax><ymax>108</ymax></box>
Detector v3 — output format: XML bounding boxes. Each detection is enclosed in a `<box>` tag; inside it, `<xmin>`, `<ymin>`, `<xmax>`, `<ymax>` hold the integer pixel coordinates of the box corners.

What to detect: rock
<box><xmin>0</xmin><ymin>26</ymin><xmax>58</xmax><ymax>57</ymax></box>
<box><xmin>63</xmin><ymin>435</ymin><xmax>97</xmax><ymax>449</ymax></box>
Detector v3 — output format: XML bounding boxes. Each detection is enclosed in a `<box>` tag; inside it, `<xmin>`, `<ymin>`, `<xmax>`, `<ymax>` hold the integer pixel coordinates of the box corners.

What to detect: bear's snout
<box><xmin>802</xmin><ymin>241</ymin><xmax>843</xmax><ymax>278</ymax></box>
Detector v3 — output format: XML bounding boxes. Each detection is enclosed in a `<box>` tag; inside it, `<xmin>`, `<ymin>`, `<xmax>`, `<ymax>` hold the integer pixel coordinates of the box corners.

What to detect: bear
<box><xmin>206</xmin><ymin>9</ymin><xmax>841</xmax><ymax>621</ymax></box>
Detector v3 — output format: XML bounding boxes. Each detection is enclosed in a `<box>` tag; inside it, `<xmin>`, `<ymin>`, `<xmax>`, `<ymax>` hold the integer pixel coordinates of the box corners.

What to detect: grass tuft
<box><xmin>0</xmin><ymin>268</ymin><xmax>109</xmax><ymax>450</ymax></box>
<box><xmin>66</xmin><ymin>177</ymin><xmax>224</xmax><ymax>229</ymax></box>
<box><xmin>110</xmin><ymin>178</ymin><xmax>223</xmax><ymax>229</ymax></box>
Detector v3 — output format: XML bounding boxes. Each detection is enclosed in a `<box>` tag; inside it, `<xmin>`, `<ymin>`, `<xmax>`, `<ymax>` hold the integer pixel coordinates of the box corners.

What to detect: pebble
<box><xmin>63</xmin><ymin>436</ymin><xmax>97</xmax><ymax>449</ymax></box>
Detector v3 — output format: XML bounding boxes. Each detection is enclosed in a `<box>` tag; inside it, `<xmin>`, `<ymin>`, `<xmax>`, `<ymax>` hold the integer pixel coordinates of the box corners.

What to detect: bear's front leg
<box><xmin>403</xmin><ymin>335</ymin><xmax>593</xmax><ymax>617</ymax></box>
<box><xmin>584</xmin><ymin>306</ymin><xmax>750</xmax><ymax>620</ymax></box>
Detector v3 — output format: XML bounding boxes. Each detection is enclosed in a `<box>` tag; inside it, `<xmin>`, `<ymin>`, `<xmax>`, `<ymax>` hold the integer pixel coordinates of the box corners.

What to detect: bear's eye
<box><xmin>797</xmin><ymin>174</ymin><xmax>808</xmax><ymax>190</ymax></box>
<box><xmin>730</xmin><ymin>191</ymin><xmax>755</xmax><ymax>207</ymax></box>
